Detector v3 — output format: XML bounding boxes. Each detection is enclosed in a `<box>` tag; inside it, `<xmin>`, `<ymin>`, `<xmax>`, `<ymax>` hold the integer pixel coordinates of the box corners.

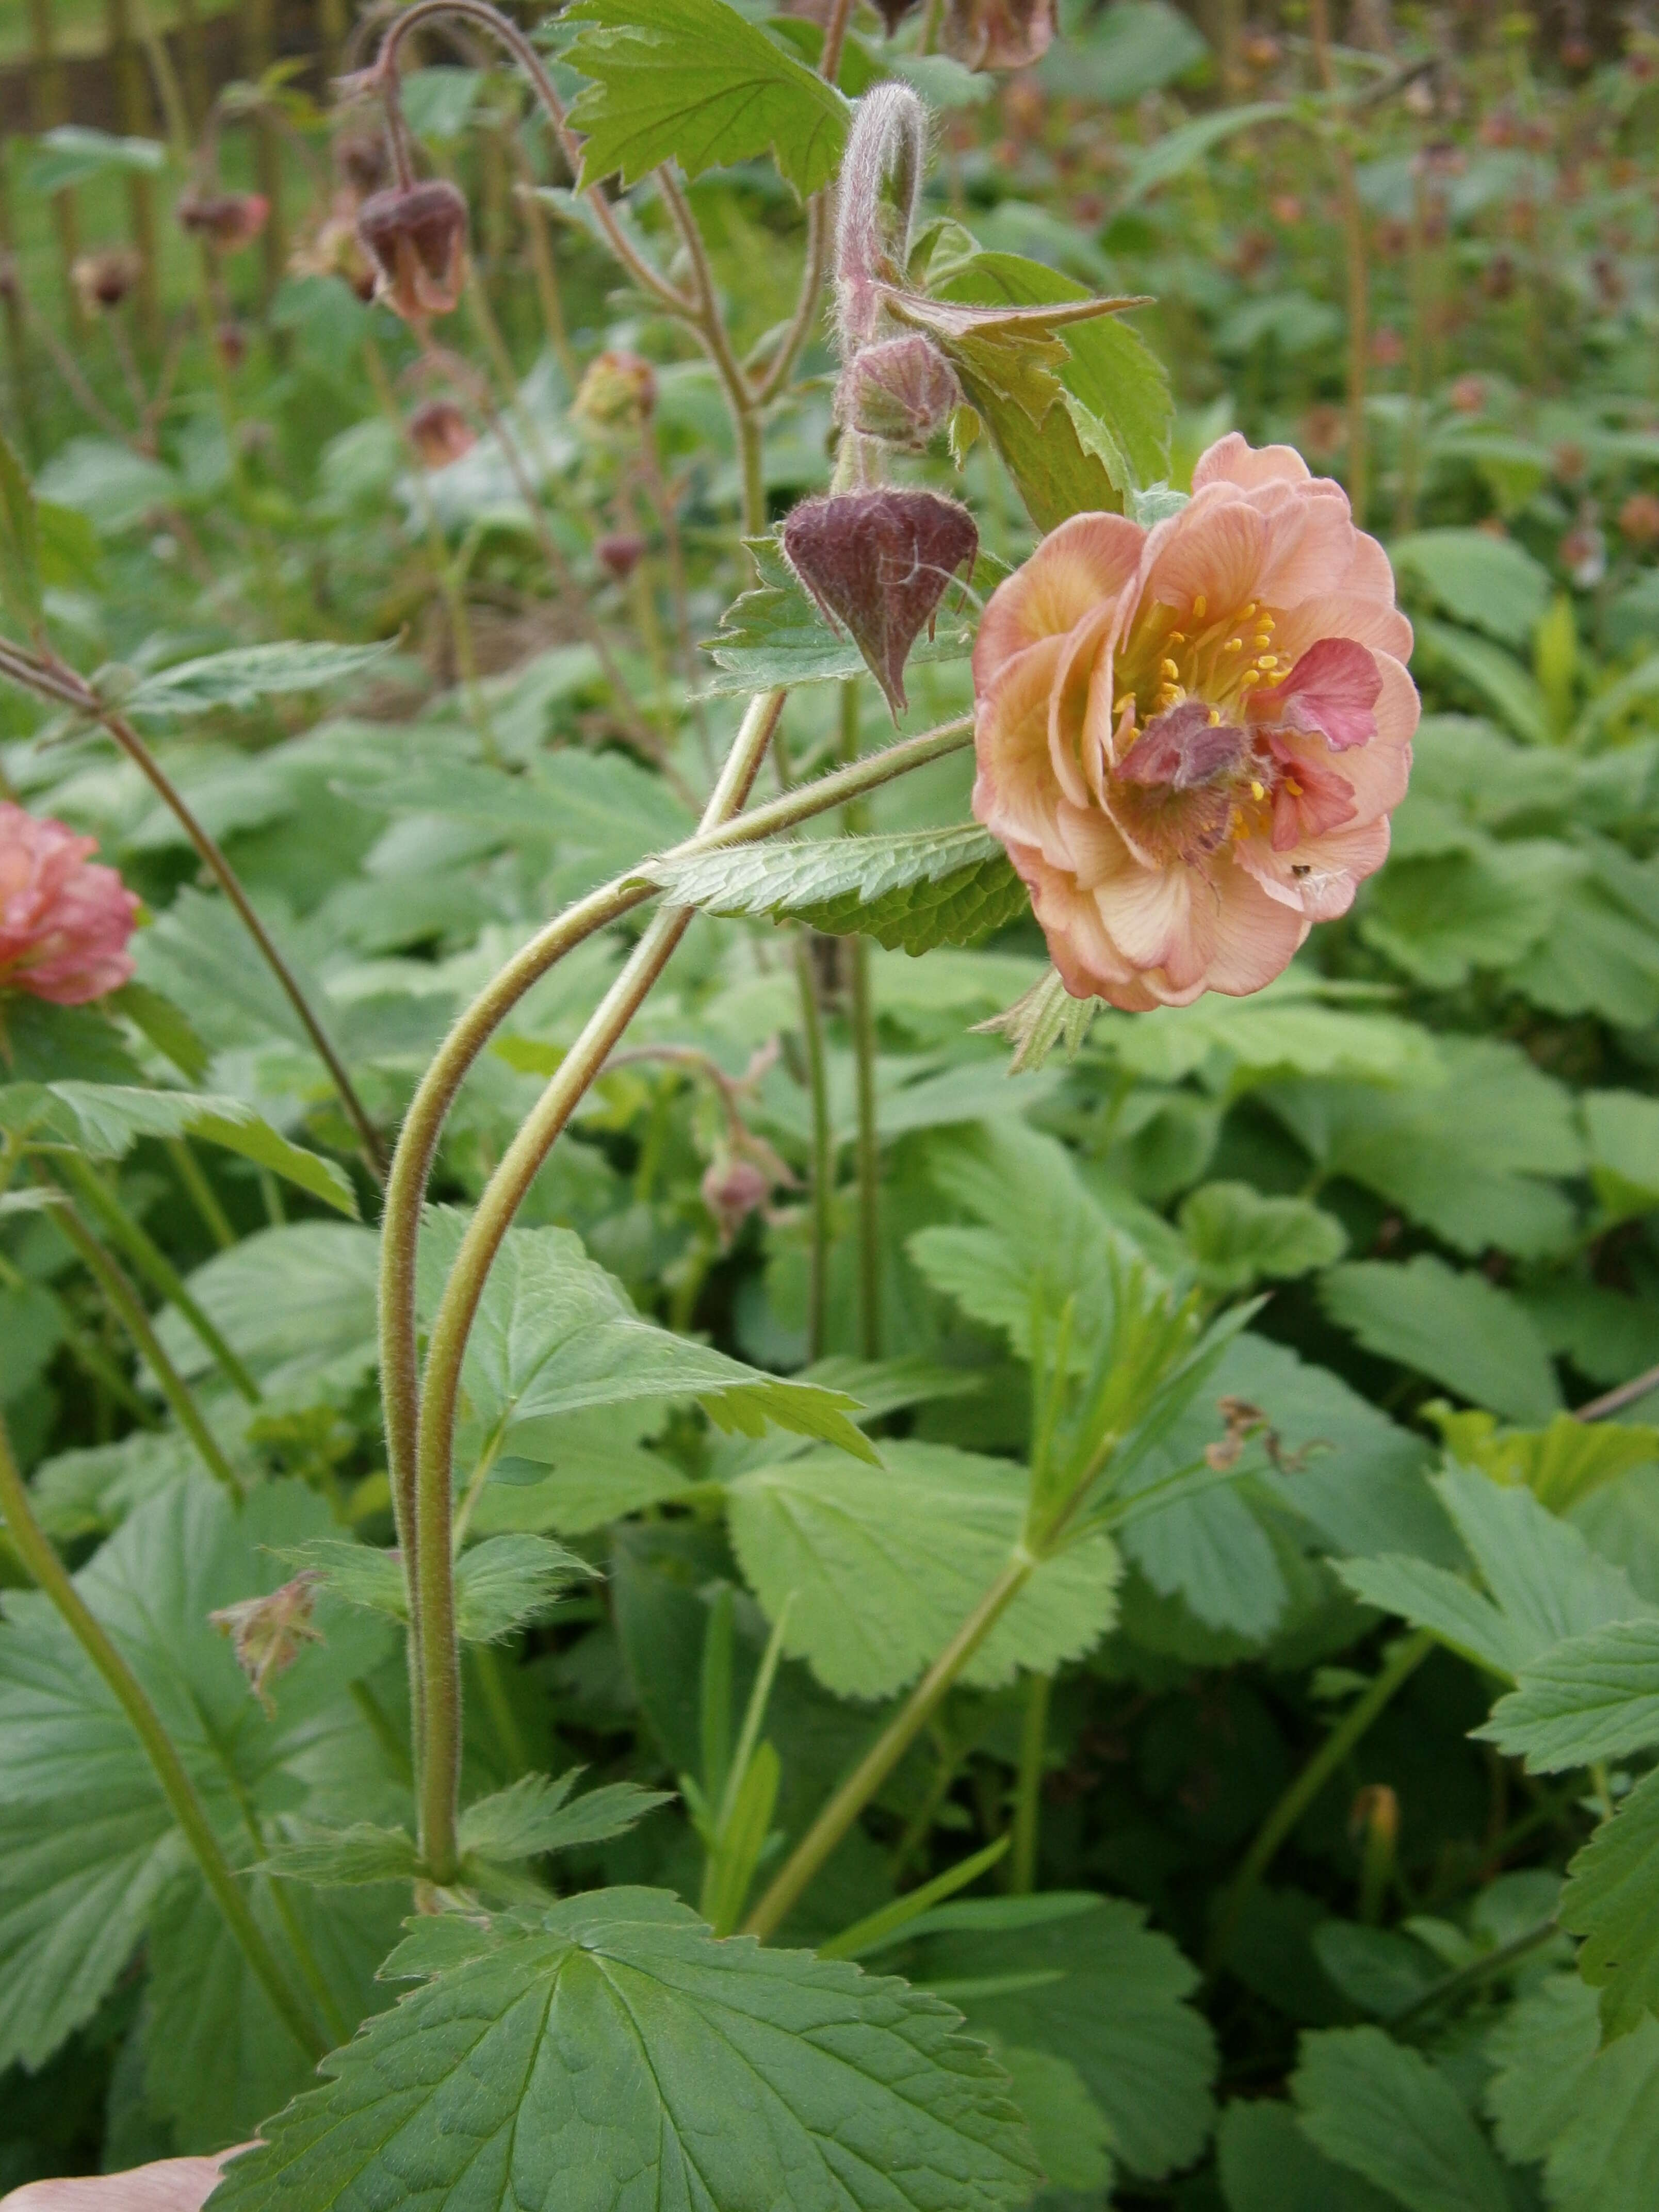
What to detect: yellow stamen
<box><xmin>1114</xmin><ymin>694</ymin><xmax>1134</xmax><ymax>716</ymax></box>
<box><xmin>1207</xmin><ymin>708</ymin><xmax>1222</xmax><ymax>725</ymax></box>
<box><xmin>1167</xmin><ymin>631</ymin><xmax>1186</xmax><ymax>647</ymax></box>
<box><xmin>1249</xmin><ymin>779</ymin><xmax>1266</xmax><ymax>801</ymax></box>
<box><xmin>1224</xmin><ymin>638</ymin><xmax>1243</xmax><ymax>653</ymax></box>
<box><xmin>1257</xmin><ymin>610</ymin><xmax>1275</xmax><ymax>630</ymax></box>
<box><xmin>1160</xmin><ymin>658</ymin><xmax>1181</xmax><ymax>681</ymax></box>
<box><xmin>1242</xmin><ymin>602</ymin><xmax>1257</xmax><ymax>619</ymax></box>
<box><xmin>1193</xmin><ymin>595</ymin><xmax>1208</xmax><ymax>617</ymax></box>
<box><xmin>1257</xmin><ymin>653</ymin><xmax>1279</xmax><ymax>670</ymax></box>
<box><xmin>1286</xmin><ymin>777</ymin><xmax>1303</xmax><ymax>796</ymax></box>
<box><xmin>1254</xmin><ymin>634</ymin><xmax>1273</xmax><ymax>650</ymax></box>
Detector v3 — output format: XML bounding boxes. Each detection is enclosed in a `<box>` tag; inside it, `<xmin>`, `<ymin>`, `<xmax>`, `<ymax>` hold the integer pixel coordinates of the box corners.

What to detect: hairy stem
<box><xmin>0</xmin><ymin>1409</ymin><xmax>324</xmax><ymax>2061</ymax></box>
<box><xmin>744</xmin><ymin>1548</ymin><xmax>1035</xmax><ymax>1938</ymax></box>
<box><xmin>411</xmin><ymin>689</ymin><xmax>786</xmax><ymax>1880</ymax></box>
<box><xmin>1206</xmin><ymin>1629</ymin><xmax>1434</xmax><ymax>1974</ymax></box>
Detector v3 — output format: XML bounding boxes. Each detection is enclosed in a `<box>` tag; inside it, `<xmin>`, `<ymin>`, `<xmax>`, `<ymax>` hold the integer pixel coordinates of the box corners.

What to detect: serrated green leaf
<box><xmin>1480</xmin><ymin>1617</ymin><xmax>1659</xmax><ymax>1771</ymax></box>
<box><xmin>727</xmin><ymin>1441</ymin><xmax>1119</xmax><ymax>1700</ymax></box>
<box><xmin>258</xmin><ymin>1822</ymin><xmax>421</xmax><ymax>1886</ymax></box>
<box><xmin>1434</xmin><ymin>1407</ymin><xmax>1659</xmax><ymax>1514</ymax></box>
<box><xmin>1560</xmin><ymin>1764</ymin><xmax>1659</xmax><ymax>2038</ymax></box>
<box><xmin>564</xmin><ymin>0</ymin><xmax>852</xmax><ymax>196</ymax></box>
<box><xmin>1291</xmin><ymin>2025</ymin><xmax>1508</xmax><ymax>2212</ymax></box>
<box><xmin>648</xmin><ymin>826</ymin><xmax>1028</xmax><ymax>953</ymax></box>
<box><xmin>282</xmin><ymin>1533</ymin><xmax>593</xmax><ymax>1642</ymax></box>
<box><xmin>206</xmin><ymin>1888</ymin><xmax>1042</xmax><ymax>2212</ymax></box>
<box><xmin>1486</xmin><ymin>1972</ymin><xmax>1659</xmax><ymax>2209</ymax></box>
<box><xmin>1115</xmin><ymin>101</ymin><xmax>1289</xmax><ymax>206</ymax></box>
<box><xmin>994</xmin><ymin>2041</ymin><xmax>1116</xmax><ymax>2193</ymax></box>
<box><xmin>0</xmin><ymin>423</ymin><xmax>41</xmax><ymax>637</ymax></box>
<box><xmin>418</xmin><ymin>1212</ymin><xmax>876</xmax><ymax>1471</ymax></box>
<box><xmin>1178</xmin><ymin>1181</ymin><xmax>1346</xmax><ymax>1293</ymax></box>
<box><xmin>458</xmin><ymin>1774</ymin><xmax>673</xmax><ymax>1863</ymax></box>
<box><xmin>912</xmin><ymin>1893</ymin><xmax>1215</xmax><ymax>2181</ymax></box>
<box><xmin>1583</xmin><ymin>1089</ymin><xmax>1659</xmax><ymax>1225</ymax></box>
<box><xmin>1358</xmin><ymin>837</ymin><xmax>1569</xmax><ymax>991</ymax></box>
<box><xmin>1413</xmin><ymin>618</ymin><xmax>1550</xmax><ymax>745</ymax></box>
<box><xmin>1320</xmin><ymin>1257</ymin><xmax>1562</xmax><ymax>1424</ymax></box>
<box><xmin>1392</xmin><ymin>529</ymin><xmax>1552</xmax><ymax>647</ymax></box>
<box><xmin>121</xmin><ymin>641</ymin><xmax>396</xmax><ymax>720</ymax></box>
<box><xmin>1219</xmin><ymin>2098</ymin><xmax>1396</xmax><ymax>2212</ymax></box>
<box><xmin>153</xmin><ymin>1225</ymin><xmax>380</xmax><ymax>1400</ymax></box>
<box><xmin>1337</xmin><ymin>1464</ymin><xmax>1650</xmax><ymax>1679</ymax></box>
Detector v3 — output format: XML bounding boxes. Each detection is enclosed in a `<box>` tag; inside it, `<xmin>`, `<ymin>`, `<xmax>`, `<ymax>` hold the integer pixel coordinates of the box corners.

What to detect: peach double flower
<box><xmin>0</xmin><ymin>804</ymin><xmax>139</xmax><ymax>1006</ymax></box>
<box><xmin>971</xmin><ymin>433</ymin><xmax>1418</xmax><ymax>1009</ymax></box>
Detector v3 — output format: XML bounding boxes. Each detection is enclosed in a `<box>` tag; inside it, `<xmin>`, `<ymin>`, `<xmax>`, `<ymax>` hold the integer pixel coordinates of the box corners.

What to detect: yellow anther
<box><xmin>1242</xmin><ymin>601</ymin><xmax>1257</xmax><ymax>618</ymax></box>
<box><xmin>1249</xmin><ymin>779</ymin><xmax>1266</xmax><ymax>802</ymax></box>
<box><xmin>1193</xmin><ymin>594</ymin><xmax>1208</xmax><ymax>618</ymax></box>
<box><xmin>1286</xmin><ymin>777</ymin><xmax>1304</xmax><ymax>796</ymax></box>
<box><xmin>1207</xmin><ymin>708</ymin><xmax>1222</xmax><ymax>725</ymax></box>
<box><xmin>1224</xmin><ymin>638</ymin><xmax>1243</xmax><ymax>653</ymax></box>
<box><xmin>1257</xmin><ymin>653</ymin><xmax>1279</xmax><ymax>670</ymax></box>
<box><xmin>1160</xmin><ymin>658</ymin><xmax>1181</xmax><ymax>680</ymax></box>
<box><xmin>1114</xmin><ymin>694</ymin><xmax>1134</xmax><ymax>715</ymax></box>
<box><xmin>1167</xmin><ymin>631</ymin><xmax>1186</xmax><ymax>647</ymax></box>
<box><xmin>1254</xmin><ymin>633</ymin><xmax>1273</xmax><ymax>650</ymax></box>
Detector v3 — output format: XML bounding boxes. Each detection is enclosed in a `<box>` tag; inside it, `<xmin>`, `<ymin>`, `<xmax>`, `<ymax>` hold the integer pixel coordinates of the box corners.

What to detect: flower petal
<box><xmin>972</xmin><ymin>510</ymin><xmax>1143</xmax><ymax>679</ymax></box>
<box><xmin>1192</xmin><ymin>432</ymin><xmax>1312</xmax><ymax>491</ymax></box>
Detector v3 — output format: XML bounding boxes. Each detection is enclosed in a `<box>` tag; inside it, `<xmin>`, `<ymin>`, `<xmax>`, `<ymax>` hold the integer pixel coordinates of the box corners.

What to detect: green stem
<box><xmin>744</xmin><ymin>1548</ymin><xmax>1035</xmax><ymax>1938</ymax></box>
<box><xmin>794</xmin><ymin>933</ymin><xmax>833</xmax><ymax>1362</ymax></box>
<box><xmin>1207</xmin><ymin>1629</ymin><xmax>1434</xmax><ymax>1975</ymax></box>
<box><xmin>472</xmin><ymin>1642</ymin><xmax>532</xmax><ymax>1779</ymax></box>
<box><xmin>0</xmin><ymin>1409</ymin><xmax>324</xmax><ymax>2061</ymax></box>
<box><xmin>45</xmin><ymin>1185</ymin><xmax>243</xmax><ymax>1497</ymax></box>
<box><xmin>57</xmin><ymin>1156</ymin><xmax>261</xmax><ymax>1404</ymax></box>
<box><xmin>839</xmin><ymin>683</ymin><xmax>881</xmax><ymax>1360</ymax></box>
<box><xmin>166</xmin><ymin>1137</ymin><xmax>236</xmax><ymax>1250</ymax></box>
<box><xmin>411</xmin><ymin>689</ymin><xmax>787</xmax><ymax>1881</ymax></box>
<box><xmin>1009</xmin><ymin>1669</ymin><xmax>1052</xmax><ymax>1894</ymax></box>
<box><xmin>1389</xmin><ymin>1915</ymin><xmax>1560</xmax><ymax>2031</ymax></box>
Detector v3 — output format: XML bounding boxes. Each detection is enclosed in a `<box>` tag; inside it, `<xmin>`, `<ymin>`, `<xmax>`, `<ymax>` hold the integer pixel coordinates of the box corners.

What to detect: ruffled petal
<box><xmin>972</xmin><ymin>510</ymin><xmax>1144</xmax><ymax>682</ymax></box>
<box><xmin>1192</xmin><ymin>433</ymin><xmax>1313</xmax><ymax>491</ymax></box>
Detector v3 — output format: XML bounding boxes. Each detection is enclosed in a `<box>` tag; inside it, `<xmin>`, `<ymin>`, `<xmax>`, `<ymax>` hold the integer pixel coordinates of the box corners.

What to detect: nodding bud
<box><xmin>839</xmin><ymin>335</ymin><xmax>961</xmax><ymax>450</ymax></box>
<box><xmin>177</xmin><ymin>191</ymin><xmax>270</xmax><ymax>250</ymax></box>
<box><xmin>941</xmin><ymin>0</ymin><xmax>1058</xmax><ymax>71</ymax></box>
<box><xmin>356</xmin><ymin>178</ymin><xmax>469</xmax><ymax>322</ymax></box>
<box><xmin>596</xmin><ymin>531</ymin><xmax>647</xmax><ymax>582</ymax></box>
<box><xmin>407</xmin><ymin>397</ymin><xmax>476</xmax><ymax>468</ymax></box>
<box><xmin>572</xmin><ymin>349</ymin><xmax>658</xmax><ymax>433</ymax></box>
<box><xmin>701</xmin><ymin>1152</ymin><xmax>772</xmax><ymax>1244</ymax></box>
<box><xmin>782</xmin><ymin>486</ymin><xmax>978</xmax><ymax>720</ymax></box>
<box><xmin>835</xmin><ymin>84</ymin><xmax>929</xmax><ymax>350</ymax></box>
<box><xmin>71</xmin><ymin>248</ymin><xmax>142</xmax><ymax>315</ymax></box>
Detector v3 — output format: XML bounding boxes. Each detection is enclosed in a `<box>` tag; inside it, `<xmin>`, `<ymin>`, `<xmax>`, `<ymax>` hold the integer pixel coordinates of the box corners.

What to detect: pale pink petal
<box><xmin>1204</xmin><ymin>854</ymin><xmax>1314</xmax><ymax>984</ymax></box>
<box><xmin>1254</xmin><ymin>485</ymin><xmax>1364</xmax><ymax>608</ymax></box>
<box><xmin>1267</xmin><ymin>637</ymin><xmax>1383</xmax><ymax>752</ymax></box>
<box><xmin>1047</xmin><ymin>599</ymin><xmax>1116</xmax><ymax>810</ymax></box>
<box><xmin>972</xmin><ymin>511</ymin><xmax>1144</xmax><ymax>679</ymax></box>
<box><xmin>1274</xmin><ymin>591</ymin><xmax>1413</xmax><ymax>665</ymax></box>
<box><xmin>1371</xmin><ymin>650</ymin><xmax>1421</xmax><ymax>751</ymax></box>
<box><xmin>972</xmin><ymin>632</ymin><xmax>1070</xmax><ymax>854</ymax></box>
<box><xmin>1192</xmin><ymin>432</ymin><xmax>1313</xmax><ymax>491</ymax></box>
<box><xmin>1090</xmin><ymin>843</ymin><xmax>1216</xmax><ymax>989</ymax></box>
<box><xmin>0</xmin><ymin>2151</ymin><xmax>249</xmax><ymax>2212</ymax></box>
<box><xmin>1138</xmin><ymin>491</ymin><xmax>1270</xmax><ymax>620</ymax></box>
<box><xmin>1238</xmin><ymin>815</ymin><xmax>1392</xmax><ymax>920</ymax></box>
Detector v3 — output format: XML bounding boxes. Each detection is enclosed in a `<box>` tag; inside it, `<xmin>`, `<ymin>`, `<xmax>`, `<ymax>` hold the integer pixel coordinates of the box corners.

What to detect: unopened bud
<box><xmin>72</xmin><ymin>248</ymin><xmax>142</xmax><ymax>315</ymax></box>
<box><xmin>572</xmin><ymin>349</ymin><xmax>657</xmax><ymax>433</ymax></box>
<box><xmin>839</xmin><ymin>335</ymin><xmax>961</xmax><ymax>450</ymax></box>
<box><xmin>702</xmin><ymin>1152</ymin><xmax>772</xmax><ymax>1243</ymax></box>
<box><xmin>209</xmin><ymin>1572</ymin><xmax>324</xmax><ymax>1716</ymax></box>
<box><xmin>356</xmin><ymin>178</ymin><xmax>469</xmax><ymax>322</ymax></box>
<box><xmin>597</xmin><ymin>530</ymin><xmax>647</xmax><ymax>582</ymax></box>
<box><xmin>408</xmin><ymin>397</ymin><xmax>476</xmax><ymax>468</ymax></box>
<box><xmin>782</xmin><ymin>486</ymin><xmax>978</xmax><ymax>719</ymax></box>
<box><xmin>941</xmin><ymin>0</ymin><xmax>1056</xmax><ymax>71</ymax></box>
<box><xmin>177</xmin><ymin>191</ymin><xmax>270</xmax><ymax>251</ymax></box>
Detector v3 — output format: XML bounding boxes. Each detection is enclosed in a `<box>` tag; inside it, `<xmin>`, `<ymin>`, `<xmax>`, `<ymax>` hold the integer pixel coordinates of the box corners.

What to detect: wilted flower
<box><xmin>940</xmin><ymin>0</ymin><xmax>1056</xmax><ymax>70</ymax></box>
<box><xmin>838</xmin><ymin>334</ymin><xmax>962</xmax><ymax>449</ymax></box>
<box><xmin>701</xmin><ymin>1152</ymin><xmax>773</xmax><ymax>1244</ymax></box>
<box><xmin>356</xmin><ymin>178</ymin><xmax>469</xmax><ymax>321</ymax></box>
<box><xmin>0</xmin><ymin>805</ymin><xmax>139</xmax><ymax>1006</ymax></box>
<box><xmin>971</xmin><ymin>433</ymin><xmax>1417</xmax><ymax>1010</ymax></box>
<box><xmin>596</xmin><ymin>531</ymin><xmax>647</xmax><ymax>582</ymax></box>
<box><xmin>209</xmin><ymin>1572</ymin><xmax>324</xmax><ymax>1715</ymax></box>
<box><xmin>177</xmin><ymin>191</ymin><xmax>270</xmax><ymax>251</ymax></box>
<box><xmin>783</xmin><ymin>486</ymin><xmax>978</xmax><ymax>718</ymax></box>
<box><xmin>572</xmin><ymin>349</ymin><xmax>658</xmax><ymax>434</ymax></box>
<box><xmin>71</xmin><ymin>248</ymin><xmax>141</xmax><ymax>316</ymax></box>
<box><xmin>1617</xmin><ymin>491</ymin><xmax>1659</xmax><ymax>547</ymax></box>
<box><xmin>407</xmin><ymin>397</ymin><xmax>476</xmax><ymax>468</ymax></box>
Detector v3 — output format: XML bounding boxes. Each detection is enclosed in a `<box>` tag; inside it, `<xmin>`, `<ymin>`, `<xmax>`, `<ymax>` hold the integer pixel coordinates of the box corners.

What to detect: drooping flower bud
<box><xmin>0</xmin><ymin>804</ymin><xmax>140</xmax><ymax>1006</ymax></box>
<box><xmin>701</xmin><ymin>1152</ymin><xmax>772</xmax><ymax>1244</ymax></box>
<box><xmin>940</xmin><ymin>0</ymin><xmax>1056</xmax><ymax>72</ymax></box>
<box><xmin>407</xmin><ymin>397</ymin><xmax>476</xmax><ymax>469</ymax></box>
<box><xmin>597</xmin><ymin>530</ymin><xmax>647</xmax><ymax>582</ymax></box>
<box><xmin>177</xmin><ymin>191</ymin><xmax>270</xmax><ymax>252</ymax></box>
<box><xmin>782</xmin><ymin>486</ymin><xmax>978</xmax><ymax>718</ymax></box>
<box><xmin>356</xmin><ymin>178</ymin><xmax>469</xmax><ymax>322</ymax></box>
<box><xmin>209</xmin><ymin>1572</ymin><xmax>324</xmax><ymax>1716</ymax></box>
<box><xmin>71</xmin><ymin>248</ymin><xmax>142</xmax><ymax>316</ymax></box>
<box><xmin>572</xmin><ymin>349</ymin><xmax>658</xmax><ymax>434</ymax></box>
<box><xmin>839</xmin><ymin>334</ymin><xmax>961</xmax><ymax>451</ymax></box>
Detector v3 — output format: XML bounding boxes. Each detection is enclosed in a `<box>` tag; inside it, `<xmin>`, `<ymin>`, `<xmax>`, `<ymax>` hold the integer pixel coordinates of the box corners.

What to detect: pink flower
<box><xmin>0</xmin><ymin>804</ymin><xmax>140</xmax><ymax>1006</ymax></box>
<box><xmin>0</xmin><ymin>2149</ymin><xmax>250</xmax><ymax>2211</ymax></box>
<box><xmin>971</xmin><ymin>433</ymin><xmax>1418</xmax><ymax>1010</ymax></box>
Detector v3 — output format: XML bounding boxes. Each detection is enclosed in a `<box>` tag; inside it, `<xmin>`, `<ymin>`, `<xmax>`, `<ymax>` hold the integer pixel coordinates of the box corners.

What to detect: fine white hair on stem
<box><xmin>834</xmin><ymin>82</ymin><xmax>930</xmax><ymax>353</ymax></box>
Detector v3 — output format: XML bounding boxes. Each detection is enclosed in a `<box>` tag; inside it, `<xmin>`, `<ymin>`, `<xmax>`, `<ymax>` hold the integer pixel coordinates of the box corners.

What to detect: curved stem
<box><xmin>751</xmin><ymin>194</ymin><xmax>833</xmax><ymax>408</ymax></box>
<box><xmin>1206</xmin><ymin>1629</ymin><xmax>1434</xmax><ymax>1976</ymax></box>
<box><xmin>411</xmin><ymin>689</ymin><xmax>787</xmax><ymax>1880</ymax></box>
<box><xmin>0</xmin><ymin>1409</ymin><xmax>324</xmax><ymax>2062</ymax></box>
<box><xmin>744</xmin><ymin>1548</ymin><xmax>1035</xmax><ymax>1939</ymax></box>
<box><xmin>372</xmin><ymin>0</ymin><xmax>692</xmax><ymax>316</ymax></box>
<box><xmin>375</xmin><ymin>709</ymin><xmax>972</xmax><ymax>1621</ymax></box>
<box><xmin>0</xmin><ymin>645</ymin><xmax>383</xmax><ymax>1181</ymax></box>
<box><xmin>657</xmin><ymin>169</ymin><xmax>768</xmax><ymax>539</ymax></box>
<box><xmin>818</xmin><ymin>0</ymin><xmax>858</xmax><ymax>85</ymax></box>
<box><xmin>45</xmin><ymin>1180</ymin><xmax>244</xmax><ymax>1497</ymax></box>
